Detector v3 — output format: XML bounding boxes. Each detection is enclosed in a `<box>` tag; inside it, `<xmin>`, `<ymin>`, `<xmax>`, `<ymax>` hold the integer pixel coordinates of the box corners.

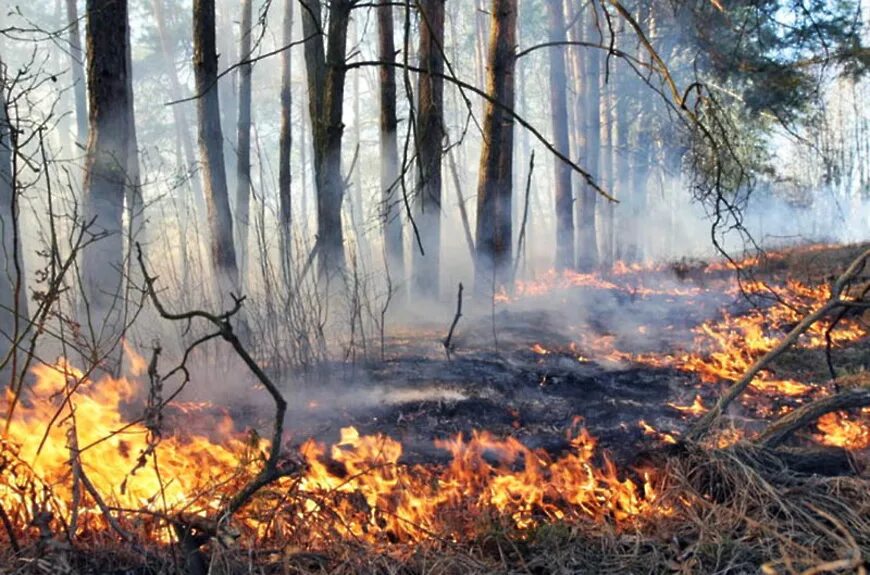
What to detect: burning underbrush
<box><xmin>1</xmin><ymin>243</ymin><xmax>869</xmax><ymax>573</ymax></box>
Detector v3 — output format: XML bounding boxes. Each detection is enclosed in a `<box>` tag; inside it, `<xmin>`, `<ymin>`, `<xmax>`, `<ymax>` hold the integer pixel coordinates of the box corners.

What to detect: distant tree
<box><xmin>546</xmin><ymin>0</ymin><xmax>573</xmax><ymax>271</ymax></box>
<box><xmin>65</xmin><ymin>0</ymin><xmax>88</xmax><ymax>146</ymax></box>
<box><xmin>377</xmin><ymin>0</ymin><xmax>404</xmax><ymax>287</ymax></box>
<box><xmin>235</xmin><ymin>0</ymin><xmax>253</xmax><ymax>285</ymax></box>
<box><xmin>412</xmin><ymin>0</ymin><xmax>446</xmax><ymax>299</ymax></box>
<box><xmin>278</xmin><ymin>0</ymin><xmax>293</xmax><ymax>284</ymax></box>
<box><xmin>193</xmin><ymin>0</ymin><xmax>240</xmax><ymax>294</ymax></box>
<box><xmin>0</xmin><ymin>71</ymin><xmax>28</xmax><ymax>372</ymax></box>
<box><xmin>475</xmin><ymin>0</ymin><xmax>517</xmax><ymax>292</ymax></box>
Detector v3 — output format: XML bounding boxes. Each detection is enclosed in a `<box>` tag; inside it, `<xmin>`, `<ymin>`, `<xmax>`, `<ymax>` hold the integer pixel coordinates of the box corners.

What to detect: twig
<box><xmin>513</xmin><ymin>150</ymin><xmax>535</xmax><ymax>282</ymax></box>
<box><xmin>443</xmin><ymin>282</ymin><xmax>464</xmax><ymax>358</ymax></box>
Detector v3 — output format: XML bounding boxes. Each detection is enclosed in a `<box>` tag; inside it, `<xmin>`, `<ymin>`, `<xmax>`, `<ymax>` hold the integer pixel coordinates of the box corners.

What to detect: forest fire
<box><xmin>1</xmin><ymin>246</ymin><xmax>867</xmax><ymax>559</ymax></box>
<box><xmin>0</xmin><ymin>357</ymin><xmax>666</xmax><ymax>548</ymax></box>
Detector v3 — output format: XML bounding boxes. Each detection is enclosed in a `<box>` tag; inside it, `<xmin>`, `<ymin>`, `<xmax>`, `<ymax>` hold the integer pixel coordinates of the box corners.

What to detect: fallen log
<box><xmin>758</xmin><ymin>375</ymin><xmax>870</xmax><ymax>448</ymax></box>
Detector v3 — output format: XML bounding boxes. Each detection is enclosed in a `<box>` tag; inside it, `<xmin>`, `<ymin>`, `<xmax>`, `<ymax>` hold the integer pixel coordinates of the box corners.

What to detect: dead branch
<box><xmin>758</xmin><ymin>376</ymin><xmax>870</xmax><ymax>448</ymax></box>
<box><xmin>443</xmin><ymin>282</ymin><xmax>464</xmax><ymax>358</ymax></box>
<box><xmin>685</xmin><ymin>248</ymin><xmax>870</xmax><ymax>442</ymax></box>
<box><xmin>135</xmin><ymin>243</ymin><xmax>300</xmax><ymax>551</ymax></box>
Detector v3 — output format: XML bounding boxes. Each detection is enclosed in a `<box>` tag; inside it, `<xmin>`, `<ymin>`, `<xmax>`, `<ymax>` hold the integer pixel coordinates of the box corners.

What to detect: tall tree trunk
<box><xmin>193</xmin><ymin>0</ymin><xmax>239</xmax><ymax>294</ymax></box>
<box><xmin>0</xmin><ymin>73</ymin><xmax>29</xmax><ymax>378</ymax></box>
<box><xmin>66</xmin><ymin>0</ymin><xmax>88</xmax><ymax>146</ymax></box>
<box><xmin>547</xmin><ymin>0</ymin><xmax>573</xmax><ymax>271</ymax></box>
<box><xmin>151</xmin><ymin>0</ymin><xmax>202</xmax><ymax>207</ymax></box>
<box><xmin>613</xmin><ymin>58</ymin><xmax>631</xmax><ymax>263</ymax></box>
<box><xmin>377</xmin><ymin>0</ymin><xmax>404</xmax><ymax>286</ymax></box>
<box><xmin>278</xmin><ymin>0</ymin><xmax>293</xmax><ymax>284</ymax></box>
<box><xmin>475</xmin><ymin>0</ymin><xmax>517</xmax><ymax>293</ymax></box>
<box><xmin>218</xmin><ymin>0</ymin><xmax>238</xmax><ymax>195</ymax></box>
<box><xmin>599</xmin><ymin>58</ymin><xmax>614</xmax><ymax>267</ymax></box>
<box><xmin>301</xmin><ymin>0</ymin><xmax>351</xmax><ymax>279</ymax></box>
<box><xmin>349</xmin><ymin>19</ymin><xmax>371</xmax><ymax>271</ymax></box>
<box><xmin>235</xmin><ymin>0</ymin><xmax>253</xmax><ymax>288</ymax></box>
<box><xmin>81</xmin><ymin>0</ymin><xmax>130</xmax><ymax>333</ymax></box>
<box><xmin>577</xmin><ymin>1</ymin><xmax>600</xmax><ymax>271</ymax></box>
<box><xmin>413</xmin><ymin>0</ymin><xmax>446</xmax><ymax>299</ymax></box>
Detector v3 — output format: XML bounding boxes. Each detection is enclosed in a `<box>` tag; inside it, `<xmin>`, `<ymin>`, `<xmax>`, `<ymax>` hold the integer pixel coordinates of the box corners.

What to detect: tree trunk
<box><xmin>81</xmin><ymin>0</ymin><xmax>130</xmax><ymax>332</ymax></box>
<box><xmin>599</xmin><ymin>60</ymin><xmax>614</xmax><ymax>268</ymax></box>
<box><xmin>613</xmin><ymin>58</ymin><xmax>631</xmax><ymax>263</ymax></box>
<box><xmin>300</xmin><ymin>0</ymin><xmax>351</xmax><ymax>279</ymax></box>
<box><xmin>0</xmin><ymin>74</ymin><xmax>29</xmax><ymax>376</ymax></box>
<box><xmin>66</xmin><ymin>0</ymin><xmax>88</xmax><ymax>146</ymax></box>
<box><xmin>235</xmin><ymin>0</ymin><xmax>253</xmax><ymax>287</ymax></box>
<box><xmin>546</xmin><ymin>0</ymin><xmax>573</xmax><ymax>271</ymax></box>
<box><xmin>577</xmin><ymin>1</ymin><xmax>600</xmax><ymax>271</ymax></box>
<box><xmin>413</xmin><ymin>0</ymin><xmax>446</xmax><ymax>299</ymax></box>
<box><xmin>377</xmin><ymin>0</ymin><xmax>404</xmax><ymax>287</ymax></box>
<box><xmin>193</xmin><ymin>0</ymin><xmax>239</xmax><ymax>294</ymax></box>
<box><xmin>475</xmin><ymin>0</ymin><xmax>517</xmax><ymax>293</ymax></box>
<box><xmin>218</xmin><ymin>0</ymin><xmax>238</xmax><ymax>195</ymax></box>
<box><xmin>278</xmin><ymin>0</ymin><xmax>293</xmax><ymax>284</ymax></box>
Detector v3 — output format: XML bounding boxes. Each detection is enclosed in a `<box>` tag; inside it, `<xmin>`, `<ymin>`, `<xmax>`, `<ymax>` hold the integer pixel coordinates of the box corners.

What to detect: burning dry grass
<box><xmin>1</xmin><ymin>243</ymin><xmax>869</xmax><ymax>573</ymax></box>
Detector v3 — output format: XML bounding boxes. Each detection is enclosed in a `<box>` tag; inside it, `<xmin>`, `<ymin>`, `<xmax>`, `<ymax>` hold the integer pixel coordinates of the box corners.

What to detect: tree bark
<box><xmin>475</xmin><ymin>0</ymin><xmax>517</xmax><ymax>293</ymax></box>
<box><xmin>377</xmin><ymin>0</ymin><xmax>404</xmax><ymax>286</ymax></box>
<box><xmin>546</xmin><ymin>0</ymin><xmax>573</xmax><ymax>271</ymax></box>
<box><xmin>235</xmin><ymin>0</ymin><xmax>253</xmax><ymax>287</ymax></box>
<box><xmin>278</xmin><ymin>0</ymin><xmax>293</xmax><ymax>284</ymax></box>
<box><xmin>413</xmin><ymin>0</ymin><xmax>446</xmax><ymax>299</ymax></box>
<box><xmin>81</xmin><ymin>0</ymin><xmax>130</xmax><ymax>329</ymax></box>
<box><xmin>65</xmin><ymin>0</ymin><xmax>88</xmax><ymax>146</ymax></box>
<box><xmin>300</xmin><ymin>0</ymin><xmax>352</xmax><ymax>279</ymax></box>
<box><xmin>193</xmin><ymin>0</ymin><xmax>240</xmax><ymax>294</ymax></box>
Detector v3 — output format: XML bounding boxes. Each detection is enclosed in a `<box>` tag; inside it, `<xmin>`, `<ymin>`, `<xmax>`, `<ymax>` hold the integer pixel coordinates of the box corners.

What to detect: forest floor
<box><xmin>3</xmin><ymin>243</ymin><xmax>869</xmax><ymax>574</ymax></box>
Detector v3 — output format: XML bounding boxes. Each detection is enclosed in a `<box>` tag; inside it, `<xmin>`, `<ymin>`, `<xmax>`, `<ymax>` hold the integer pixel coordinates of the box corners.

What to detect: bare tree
<box><xmin>193</xmin><ymin>0</ymin><xmax>240</xmax><ymax>294</ymax></box>
<box><xmin>475</xmin><ymin>0</ymin><xmax>517</xmax><ymax>292</ymax></box>
<box><xmin>80</xmin><ymin>0</ymin><xmax>131</xmax><ymax>332</ymax></box>
<box><xmin>300</xmin><ymin>0</ymin><xmax>353</xmax><ymax>279</ymax></box>
<box><xmin>547</xmin><ymin>0</ymin><xmax>573</xmax><ymax>271</ymax></box>
<box><xmin>413</xmin><ymin>0</ymin><xmax>446</xmax><ymax>299</ymax></box>
<box><xmin>278</xmin><ymin>0</ymin><xmax>293</xmax><ymax>284</ymax></box>
<box><xmin>377</xmin><ymin>0</ymin><xmax>404</xmax><ymax>290</ymax></box>
<box><xmin>65</xmin><ymin>0</ymin><xmax>88</xmax><ymax>145</ymax></box>
<box><xmin>235</xmin><ymin>0</ymin><xmax>253</xmax><ymax>286</ymax></box>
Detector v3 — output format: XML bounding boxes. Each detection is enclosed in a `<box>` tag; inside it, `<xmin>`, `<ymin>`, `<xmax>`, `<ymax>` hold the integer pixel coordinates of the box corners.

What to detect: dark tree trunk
<box><xmin>475</xmin><ymin>0</ymin><xmax>517</xmax><ymax>293</ymax></box>
<box><xmin>193</xmin><ymin>0</ymin><xmax>239</xmax><ymax>293</ymax></box>
<box><xmin>66</xmin><ymin>0</ymin><xmax>88</xmax><ymax>146</ymax></box>
<box><xmin>81</xmin><ymin>0</ymin><xmax>130</xmax><ymax>326</ymax></box>
<box><xmin>235</xmin><ymin>0</ymin><xmax>253</xmax><ymax>286</ymax></box>
<box><xmin>577</xmin><ymin>1</ymin><xmax>599</xmax><ymax>271</ymax></box>
<box><xmin>278</xmin><ymin>0</ymin><xmax>293</xmax><ymax>284</ymax></box>
<box><xmin>377</xmin><ymin>0</ymin><xmax>404</xmax><ymax>285</ymax></box>
<box><xmin>413</xmin><ymin>0</ymin><xmax>446</xmax><ymax>299</ymax></box>
<box><xmin>301</xmin><ymin>0</ymin><xmax>352</xmax><ymax>279</ymax></box>
<box><xmin>547</xmin><ymin>0</ymin><xmax>573</xmax><ymax>271</ymax></box>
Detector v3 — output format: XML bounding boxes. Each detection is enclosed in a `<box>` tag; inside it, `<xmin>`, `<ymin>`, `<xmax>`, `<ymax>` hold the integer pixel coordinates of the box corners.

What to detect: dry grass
<box><xmin>3</xmin><ymin>443</ymin><xmax>867</xmax><ymax>574</ymax></box>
